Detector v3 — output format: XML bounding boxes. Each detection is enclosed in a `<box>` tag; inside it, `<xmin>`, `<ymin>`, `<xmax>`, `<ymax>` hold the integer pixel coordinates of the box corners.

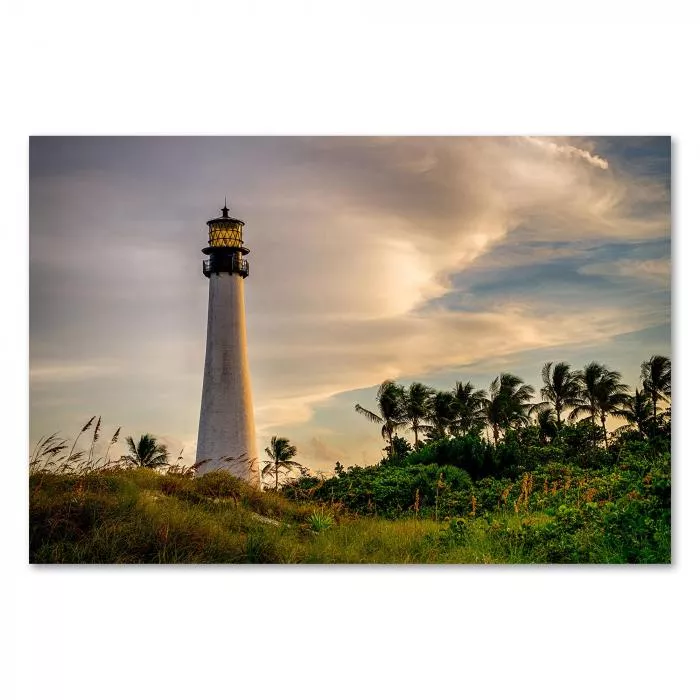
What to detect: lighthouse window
<box><xmin>209</xmin><ymin>222</ymin><xmax>244</xmax><ymax>247</ymax></box>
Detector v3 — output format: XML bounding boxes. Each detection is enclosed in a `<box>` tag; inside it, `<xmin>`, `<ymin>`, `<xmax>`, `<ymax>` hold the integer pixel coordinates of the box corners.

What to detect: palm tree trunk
<box><xmin>601</xmin><ymin>413</ymin><xmax>608</xmax><ymax>450</ymax></box>
<box><xmin>275</xmin><ymin>464</ymin><xmax>279</xmax><ymax>491</ymax></box>
<box><xmin>413</xmin><ymin>424</ymin><xmax>419</xmax><ymax>449</ymax></box>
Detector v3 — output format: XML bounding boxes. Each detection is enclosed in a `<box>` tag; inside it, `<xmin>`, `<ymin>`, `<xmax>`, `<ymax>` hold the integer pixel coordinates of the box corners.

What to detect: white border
<box><xmin>5</xmin><ymin>3</ymin><xmax>698</xmax><ymax>699</ymax></box>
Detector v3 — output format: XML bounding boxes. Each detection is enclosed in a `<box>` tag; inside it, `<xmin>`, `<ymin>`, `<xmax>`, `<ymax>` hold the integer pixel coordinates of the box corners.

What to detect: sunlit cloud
<box><xmin>522</xmin><ymin>136</ymin><xmax>610</xmax><ymax>170</ymax></box>
<box><xmin>252</xmin><ymin>301</ymin><xmax>655</xmax><ymax>434</ymax></box>
<box><xmin>30</xmin><ymin>361</ymin><xmax>121</xmax><ymax>383</ymax></box>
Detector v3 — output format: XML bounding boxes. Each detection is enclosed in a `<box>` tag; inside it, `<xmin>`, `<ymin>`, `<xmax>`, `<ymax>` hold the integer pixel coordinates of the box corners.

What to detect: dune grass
<box><xmin>29</xmin><ymin>458</ymin><xmax>670</xmax><ymax>564</ymax></box>
<box><xmin>29</xmin><ymin>467</ymin><xmax>555</xmax><ymax>564</ymax></box>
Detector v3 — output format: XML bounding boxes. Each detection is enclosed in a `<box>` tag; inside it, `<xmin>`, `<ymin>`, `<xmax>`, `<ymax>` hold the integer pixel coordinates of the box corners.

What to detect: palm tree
<box><xmin>403</xmin><ymin>382</ymin><xmax>434</xmax><ymax>448</ymax></box>
<box><xmin>616</xmin><ymin>389</ymin><xmax>654</xmax><ymax>438</ymax></box>
<box><xmin>570</xmin><ymin>362</ymin><xmax>630</xmax><ymax>449</ymax></box>
<box><xmin>538</xmin><ymin>361</ymin><xmax>582</xmax><ymax>430</ymax></box>
<box><xmin>425</xmin><ymin>390</ymin><xmax>457</xmax><ymax>441</ymax></box>
<box><xmin>123</xmin><ymin>434</ymin><xmax>169</xmax><ymax>469</ymax></box>
<box><xmin>535</xmin><ymin>406</ymin><xmax>558</xmax><ymax>445</ymax></box>
<box><xmin>451</xmin><ymin>381</ymin><xmax>487</xmax><ymax>437</ymax></box>
<box><xmin>483</xmin><ymin>373</ymin><xmax>535</xmax><ymax>445</ymax></box>
<box><xmin>641</xmin><ymin>355</ymin><xmax>671</xmax><ymax>428</ymax></box>
<box><xmin>262</xmin><ymin>436</ymin><xmax>301</xmax><ymax>490</ymax></box>
<box><xmin>355</xmin><ymin>380</ymin><xmax>408</xmax><ymax>457</ymax></box>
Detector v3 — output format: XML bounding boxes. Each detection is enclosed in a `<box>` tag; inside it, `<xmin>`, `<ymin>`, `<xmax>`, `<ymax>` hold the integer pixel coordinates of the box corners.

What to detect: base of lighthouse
<box><xmin>196</xmin><ymin>272</ymin><xmax>260</xmax><ymax>487</ymax></box>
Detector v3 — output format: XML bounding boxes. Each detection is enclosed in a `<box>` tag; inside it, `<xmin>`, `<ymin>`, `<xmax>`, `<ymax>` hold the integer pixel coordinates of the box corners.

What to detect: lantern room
<box><xmin>204</xmin><ymin>203</ymin><xmax>249</xmax><ymax>252</ymax></box>
<box><xmin>202</xmin><ymin>202</ymin><xmax>251</xmax><ymax>279</ymax></box>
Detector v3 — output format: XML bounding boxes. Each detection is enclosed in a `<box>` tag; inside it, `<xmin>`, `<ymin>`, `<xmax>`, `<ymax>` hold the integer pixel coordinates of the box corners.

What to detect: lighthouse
<box><xmin>196</xmin><ymin>202</ymin><xmax>260</xmax><ymax>487</ymax></box>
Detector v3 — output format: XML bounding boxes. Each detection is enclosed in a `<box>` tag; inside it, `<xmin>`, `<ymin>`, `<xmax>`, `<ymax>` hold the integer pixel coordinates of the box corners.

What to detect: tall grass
<box><xmin>30</xmin><ymin>419</ymin><xmax>198</xmax><ymax>476</ymax></box>
<box><xmin>26</xmin><ymin>465</ymin><xmax>594</xmax><ymax>564</ymax></box>
<box><xmin>29</xmin><ymin>419</ymin><xmax>670</xmax><ymax>564</ymax></box>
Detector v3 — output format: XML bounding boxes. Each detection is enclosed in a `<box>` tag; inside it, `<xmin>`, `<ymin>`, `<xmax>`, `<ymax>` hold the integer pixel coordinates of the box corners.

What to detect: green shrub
<box><xmin>287</xmin><ymin>462</ymin><xmax>475</xmax><ymax>518</ymax></box>
<box><xmin>406</xmin><ymin>434</ymin><xmax>496</xmax><ymax>478</ymax></box>
<box><xmin>437</xmin><ymin>517</ymin><xmax>469</xmax><ymax>547</ymax></box>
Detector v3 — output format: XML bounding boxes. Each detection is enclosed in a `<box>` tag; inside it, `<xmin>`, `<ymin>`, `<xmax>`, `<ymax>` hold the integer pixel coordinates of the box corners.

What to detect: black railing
<box><xmin>203</xmin><ymin>257</ymin><xmax>249</xmax><ymax>278</ymax></box>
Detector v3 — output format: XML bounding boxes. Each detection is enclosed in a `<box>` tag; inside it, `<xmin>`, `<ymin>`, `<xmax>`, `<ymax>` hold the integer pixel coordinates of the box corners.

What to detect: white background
<box><xmin>3</xmin><ymin>2</ymin><xmax>698</xmax><ymax>699</ymax></box>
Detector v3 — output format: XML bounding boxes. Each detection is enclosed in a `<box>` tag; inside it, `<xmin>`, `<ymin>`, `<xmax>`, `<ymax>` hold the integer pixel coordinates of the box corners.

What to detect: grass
<box><xmin>30</xmin><ymin>449</ymin><xmax>670</xmax><ymax>564</ymax></box>
<box><xmin>28</xmin><ymin>417</ymin><xmax>671</xmax><ymax>563</ymax></box>
<box><xmin>29</xmin><ymin>467</ymin><xmax>571</xmax><ymax>564</ymax></box>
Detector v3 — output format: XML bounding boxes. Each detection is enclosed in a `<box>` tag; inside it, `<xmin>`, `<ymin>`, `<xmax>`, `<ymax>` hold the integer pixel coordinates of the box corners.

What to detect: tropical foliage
<box><xmin>641</xmin><ymin>355</ymin><xmax>671</xmax><ymax>432</ymax></box>
<box><xmin>569</xmin><ymin>363</ymin><xmax>630</xmax><ymax>449</ymax></box>
<box><xmin>425</xmin><ymin>390</ymin><xmax>457</xmax><ymax>441</ymax></box>
<box><xmin>537</xmin><ymin>361</ymin><xmax>581</xmax><ymax>430</ymax></box>
<box><xmin>616</xmin><ymin>389</ymin><xmax>654</xmax><ymax>439</ymax></box>
<box><xmin>482</xmin><ymin>373</ymin><xmax>535</xmax><ymax>446</ymax></box>
<box><xmin>123</xmin><ymin>434</ymin><xmax>169</xmax><ymax>469</ymax></box>
<box><xmin>352</xmin><ymin>356</ymin><xmax>669</xmax><ymax>454</ymax></box>
<box><xmin>355</xmin><ymin>380</ymin><xmax>408</xmax><ymax>457</ymax></box>
<box><xmin>403</xmin><ymin>382</ymin><xmax>433</xmax><ymax>447</ymax></box>
<box><xmin>451</xmin><ymin>381</ymin><xmax>487</xmax><ymax>437</ymax></box>
<box><xmin>262</xmin><ymin>435</ymin><xmax>302</xmax><ymax>490</ymax></box>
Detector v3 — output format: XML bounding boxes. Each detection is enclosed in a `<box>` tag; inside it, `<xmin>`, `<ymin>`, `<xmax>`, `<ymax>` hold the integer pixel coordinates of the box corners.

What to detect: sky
<box><xmin>29</xmin><ymin>136</ymin><xmax>671</xmax><ymax>473</ymax></box>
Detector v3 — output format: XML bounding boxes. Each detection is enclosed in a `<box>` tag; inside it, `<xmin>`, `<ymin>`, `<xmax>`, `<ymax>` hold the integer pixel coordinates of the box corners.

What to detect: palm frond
<box><xmin>354</xmin><ymin>404</ymin><xmax>383</xmax><ymax>424</ymax></box>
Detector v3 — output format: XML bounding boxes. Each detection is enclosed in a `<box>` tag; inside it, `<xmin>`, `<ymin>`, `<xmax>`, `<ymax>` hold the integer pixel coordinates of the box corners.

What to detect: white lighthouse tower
<box><xmin>196</xmin><ymin>202</ymin><xmax>260</xmax><ymax>487</ymax></box>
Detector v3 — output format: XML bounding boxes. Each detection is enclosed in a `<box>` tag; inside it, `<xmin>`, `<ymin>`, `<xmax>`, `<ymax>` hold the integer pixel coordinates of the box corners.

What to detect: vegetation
<box><xmin>29</xmin><ymin>354</ymin><xmax>671</xmax><ymax>564</ymax></box>
<box><xmin>262</xmin><ymin>435</ymin><xmax>302</xmax><ymax>491</ymax></box>
<box><xmin>426</xmin><ymin>390</ymin><xmax>457</xmax><ymax>441</ymax></box>
<box><xmin>354</xmin><ymin>380</ymin><xmax>407</xmax><ymax>457</ymax></box>
<box><xmin>569</xmin><ymin>362</ymin><xmax>630</xmax><ymax>449</ymax></box>
<box><xmin>483</xmin><ymin>373</ymin><xmax>535</xmax><ymax>445</ymax></box>
<box><xmin>641</xmin><ymin>354</ymin><xmax>672</xmax><ymax>436</ymax></box>
<box><xmin>124</xmin><ymin>434</ymin><xmax>170</xmax><ymax>469</ymax></box>
<box><xmin>537</xmin><ymin>361</ymin><xmax>580</xmax><ymax>430</ymax></box>
<box><xmin>403</xmin><ymin>382</ymin><xmax>433</xmax><ymax>447</ymax></box>
<box><xmin>451</xmin><ymin>381</ymin><xmax>487</xmax><ymax>437</ymax></box>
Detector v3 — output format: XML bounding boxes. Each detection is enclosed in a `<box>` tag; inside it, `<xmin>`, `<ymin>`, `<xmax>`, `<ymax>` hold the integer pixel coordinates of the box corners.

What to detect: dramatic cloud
<box><xmin>522</xmin><ymin>136</ymin><xmax>610</xmax><ymax>170</ymax></box>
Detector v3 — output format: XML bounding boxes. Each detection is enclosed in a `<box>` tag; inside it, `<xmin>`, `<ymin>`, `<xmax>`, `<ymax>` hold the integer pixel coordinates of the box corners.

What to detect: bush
<box><xmin>285</xmin><ymin>462</ymin><xmax>475</xmax><ymax>518</ymax></box>
<box><xmin>406</xmin><ymin>434</ymin><xmax>497</xmax><ymax>479</ymax></box>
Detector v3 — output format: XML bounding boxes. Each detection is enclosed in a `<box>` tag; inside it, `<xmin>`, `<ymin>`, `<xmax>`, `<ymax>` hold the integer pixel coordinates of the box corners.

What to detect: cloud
<box><xmin>30</xmin><ymin>361</ymin><xmax>120</xmax><ymax>383</ymax></box>
<box><xmin>252</xmin><ymin>300</ymin><xmax>655</xmax><ymax>433</ymax></box>
<box><xmin>522</xmin><ymin>136</ymin><xmax>610</xmax><ymax>170</ymax></box>
<box><xmin>579</xmin><ymin>258</ymin><xmax>671</xmax><ymax>285</ymax></box>
<box><xmin>305</xmin><ymin>436</ymin><xmax>344</xmax><ymax>464</ymax></box>
<box><xmin>248</xmin><ymin>137</ymin><xmax>668</xmax><ymax>322</ymax></box>
<box><xmin>467</xmin><ymin>241</ymin><xmax>591</xmax><ymax>271</ymax></box>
